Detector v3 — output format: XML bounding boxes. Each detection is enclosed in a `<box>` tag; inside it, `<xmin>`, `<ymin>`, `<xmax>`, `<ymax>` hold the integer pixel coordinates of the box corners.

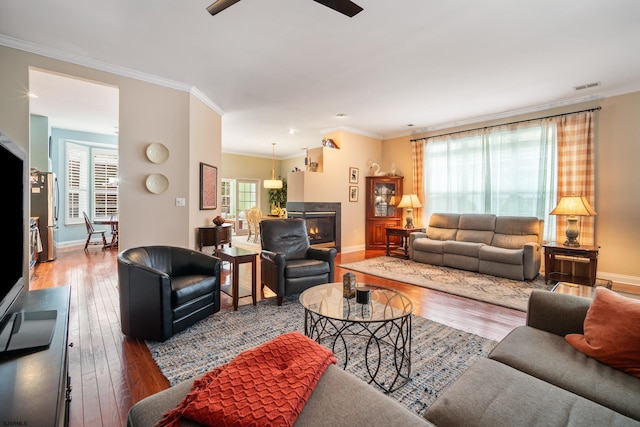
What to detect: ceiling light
<box><xmin>28</xmin><ymin>92</ymin><xmax>38</xmax><ymax>98</ymax></box>
<box><xmin>264</xmin><ymin>142</ymin><xmax>283</xmax><ymax>189</ymax></box>
<box><xmin>336</xmin><ymin>113</ymin><xmax>347</xmax><ymax>118</ymax></box>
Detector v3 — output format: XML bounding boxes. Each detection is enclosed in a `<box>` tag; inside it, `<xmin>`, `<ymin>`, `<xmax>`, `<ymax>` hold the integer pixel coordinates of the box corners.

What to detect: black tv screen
<box><xmin>0</xmin><ymin>131</ymin><xmax>26</xmax><ymax>330</ymax></box>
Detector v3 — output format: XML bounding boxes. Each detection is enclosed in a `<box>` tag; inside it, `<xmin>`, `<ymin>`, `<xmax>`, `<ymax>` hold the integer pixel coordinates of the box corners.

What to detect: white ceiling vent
<box><xmin>574</xmin><ymin>81</ymin><xmax>601</xmax><ymax>91</ymax></box>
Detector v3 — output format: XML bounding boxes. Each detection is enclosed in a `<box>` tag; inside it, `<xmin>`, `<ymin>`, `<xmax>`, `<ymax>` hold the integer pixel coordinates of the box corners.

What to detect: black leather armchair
<box><xmin>260</xmin><ymin>218</ymin><xmax>337</xmax><ymax>306</ymax></box>
<box><xmin>117</xmin><ymin>246</ymin><xmax>221</xmax><ymax>342</ymax></box>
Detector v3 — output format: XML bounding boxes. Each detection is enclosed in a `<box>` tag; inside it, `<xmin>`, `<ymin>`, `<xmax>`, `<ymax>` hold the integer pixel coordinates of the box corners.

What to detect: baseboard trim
<box><xmin>597</xmin><ymin>271</ymin><xmax>640</xmax><ymax>287</ymax></box>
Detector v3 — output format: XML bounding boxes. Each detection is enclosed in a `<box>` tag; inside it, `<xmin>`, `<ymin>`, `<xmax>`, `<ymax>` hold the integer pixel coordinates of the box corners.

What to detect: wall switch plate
<box><xmin>175</xmin><ymin>197</ymin><xmax>185</xmax><ymax>207</ymax></box>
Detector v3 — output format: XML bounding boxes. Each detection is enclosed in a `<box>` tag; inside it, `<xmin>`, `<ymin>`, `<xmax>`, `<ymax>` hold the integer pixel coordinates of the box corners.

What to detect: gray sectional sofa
<box><xmin>409</xmin><ymin>213</ymin><xmax>543</xmax><ymax>280</ymax></box>
<box><xmin>127</xmin><ymin>363</ymin><xmax>432</xmax><ymax>426</ymax></box>
<box><xmin>425</xmin><ymin>290</ymin><xmax>640</xmax><ymax>426</ymax></box>
<box><xmin>127</xmin><ymin>291</ymin><xmax>640</xmax><ymax>426</ymax></box>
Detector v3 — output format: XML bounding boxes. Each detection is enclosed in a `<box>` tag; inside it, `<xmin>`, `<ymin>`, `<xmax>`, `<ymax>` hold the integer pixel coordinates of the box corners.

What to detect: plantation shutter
<box><xmin>66</xmin><ymin>143</ymin><xmax>89</xmax><ymax>225</ymax></box>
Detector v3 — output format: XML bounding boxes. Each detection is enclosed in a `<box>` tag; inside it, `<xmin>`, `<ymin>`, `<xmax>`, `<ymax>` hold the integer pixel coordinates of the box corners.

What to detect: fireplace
<box><xmin>286</xmin><ymin>202</ymin><xmax>341</xmax><ymax>252</ymax></box>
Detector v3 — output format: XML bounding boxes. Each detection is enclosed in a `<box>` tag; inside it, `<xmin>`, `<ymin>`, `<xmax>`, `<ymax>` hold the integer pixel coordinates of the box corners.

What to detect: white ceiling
<box><xmin>2</xmin><ymin>0</ymin><xmax>640</xmax><ymax>159</ymax></box>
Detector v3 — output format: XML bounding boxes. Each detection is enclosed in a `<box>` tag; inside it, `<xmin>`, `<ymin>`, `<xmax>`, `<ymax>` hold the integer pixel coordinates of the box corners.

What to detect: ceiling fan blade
<box><xmin>313</xmin><ymin>0</ymin><xmax>363</xmax><ymax>17</ymax></box>
<box><xmin>206</xmin><ymin>0</ymin><xmax>242</xmax><ymax>16</ymax></box>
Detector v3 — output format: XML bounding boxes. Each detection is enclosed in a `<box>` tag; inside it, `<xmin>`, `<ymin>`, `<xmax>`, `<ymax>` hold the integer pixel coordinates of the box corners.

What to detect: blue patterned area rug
<box><xmin>339</xmin><ymin>256</ymin><xmax>553</xmax><ymax>311</ymax></box>
<box><xmin>146</xmin><ymin>297</ymin><xmax>496</xmax><ymax>417</ymax></box>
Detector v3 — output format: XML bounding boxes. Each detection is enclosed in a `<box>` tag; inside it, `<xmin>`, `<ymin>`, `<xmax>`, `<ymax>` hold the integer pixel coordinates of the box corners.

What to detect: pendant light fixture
<box><xmin>264</xmin><ymin>142</ymin><xmax>283</xmax><ymax>189</ymax></box>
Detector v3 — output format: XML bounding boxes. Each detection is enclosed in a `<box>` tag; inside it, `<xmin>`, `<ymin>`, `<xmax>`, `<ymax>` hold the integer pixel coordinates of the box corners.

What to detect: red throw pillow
<box><xmin>565</xmin><ymin>287</ymin><xmax>640</xmax><ymax>378</ymax></box>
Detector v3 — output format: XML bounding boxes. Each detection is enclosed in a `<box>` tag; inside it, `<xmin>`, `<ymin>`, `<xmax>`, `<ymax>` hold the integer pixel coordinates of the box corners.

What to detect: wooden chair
<box><xmin>108</xmin><ymin>214</ymin><xmax>119</xmax><ymax>249</ymax></box>
<box><xmin>83</xmin><ymin>211</ymin><xmax>107</xmax><ymax>250</ymax></box>
<box><xmin>246</xmin><ymin>207</ymin><xmax>262</xmax><ymax>243</ymax></box>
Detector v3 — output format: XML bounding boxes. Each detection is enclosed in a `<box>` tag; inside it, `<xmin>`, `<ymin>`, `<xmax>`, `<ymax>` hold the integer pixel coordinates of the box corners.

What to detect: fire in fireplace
<box><xmin>303</xmin><ymin>214</ymin><xmax>335</xmax><ymax>245</ymax></box>
<box><xmin>286</xmin><ymin>202</ymin><xmax>341</xmax><ymax>252</ymax></box>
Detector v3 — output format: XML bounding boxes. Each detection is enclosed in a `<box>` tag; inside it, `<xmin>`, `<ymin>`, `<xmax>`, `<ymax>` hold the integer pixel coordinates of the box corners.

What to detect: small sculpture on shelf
<box><xmin>369</xmin><ymin>163</ymin><xmax>387</xmax><ymax>176</ymax></box>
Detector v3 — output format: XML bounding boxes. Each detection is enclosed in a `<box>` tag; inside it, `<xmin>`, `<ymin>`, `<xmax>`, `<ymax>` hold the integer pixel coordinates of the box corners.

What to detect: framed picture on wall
<box><xmin>349</xmin><ymin>186</ymin><xmax>358</xmax><ymax>202</ymax></box>
<box><xmin>349</xmin><ymin>167</ymin><xmax>359</xmax><ymax>184</ymax></box>
<box><xmin>200</xmin><ymin>162</ymin><xmax>217</xmax><ymax>210</ymax></box>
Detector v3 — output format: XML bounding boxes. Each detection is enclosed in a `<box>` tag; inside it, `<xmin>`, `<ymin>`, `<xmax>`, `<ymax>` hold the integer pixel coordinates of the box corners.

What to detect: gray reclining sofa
<box><xmin>409</xmin><ymin>213</ymin><xmax>543</xmax><ymax>280</ymax></box>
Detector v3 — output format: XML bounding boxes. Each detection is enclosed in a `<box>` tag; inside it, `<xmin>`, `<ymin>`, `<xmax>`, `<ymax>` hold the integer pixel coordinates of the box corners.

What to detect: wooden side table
<box><xmin>215</xmin><ymin>246</ymin><xmax>258</xmax><ymax>311</ymax></box>
<box><xmin>543</xmin><ymin>242</ymin><xmax>600</xmax><ymax>286</ymax></box>
<box><xmin>198</xmin><ymin>224</ymin><xmax>232</xmax><ymax>252</ymax></box>
<box><xmin>386</xmin><ymin>226</ymin><xmax>426</xmax><ymax>259</ymax></box>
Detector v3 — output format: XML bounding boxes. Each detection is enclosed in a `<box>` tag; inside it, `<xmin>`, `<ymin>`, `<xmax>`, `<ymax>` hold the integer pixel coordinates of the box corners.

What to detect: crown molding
<box><xmin>320</xmin><ymin>126</ymin><xmax>383</xmax><ymax>141</ymax></box>
<box><xmin>391</xmin><ymin>85</ymin><xmax>640</xmax><ymax>140</ymax></box>
<box><xmin>190</xmin><ymin>86</ymin><xmax>225</xmax><ymax>116</ymax></box>
<box><xmin>0</xmin><ymin>35</ymin><xmax>225</xmax><ymax>116</ymax></box>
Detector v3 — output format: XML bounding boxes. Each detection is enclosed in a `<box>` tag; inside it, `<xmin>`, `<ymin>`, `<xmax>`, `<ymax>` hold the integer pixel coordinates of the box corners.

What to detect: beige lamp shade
<box><xmin>397</xmin><ymin>194</ymin><xmax>423</xmax><ymax>209</ymax></box>
<box><xmin>550</xmin><ymin>195</ymin><xmax>596</xmax><ymax>247</ymax></box>
<box><xmin>397</xmin><ymin>194</ymin><xmax>423</xmax><ymax>228</ymax></box>
<box><xmin>550</xmin><ymin>196</ymin><xmax>597</xmax><ymax>216</ymax></box>
<box><xmin>264</xmin><ymin>179</ymin><xmax>283</xmax><ymax>189</ymax></box>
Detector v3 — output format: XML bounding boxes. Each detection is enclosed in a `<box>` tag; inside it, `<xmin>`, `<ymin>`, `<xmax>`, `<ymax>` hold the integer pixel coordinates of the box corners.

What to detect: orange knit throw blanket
<box><xmin>156</xmin><ymin>332</ymin><xmax>337</xmax><ymax>427</ymax></box>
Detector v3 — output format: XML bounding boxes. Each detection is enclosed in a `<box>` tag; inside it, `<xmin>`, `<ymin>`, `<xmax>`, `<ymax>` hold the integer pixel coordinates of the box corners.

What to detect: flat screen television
<box><xmin>0</xmin><ymin>131</ymin><xmax>56</xmax><ymax>355</ymax></box>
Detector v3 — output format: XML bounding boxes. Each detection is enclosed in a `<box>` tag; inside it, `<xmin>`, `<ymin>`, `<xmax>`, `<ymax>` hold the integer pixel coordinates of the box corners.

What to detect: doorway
<box><xmin>220</xmin><ymin>178</ymin><xmax>259</xmax><ymax>235</ymax></box>
<box><xmin>28</xmin><ymin>68</ymin><xmax>119</xmax><ymax>247</ymax></box>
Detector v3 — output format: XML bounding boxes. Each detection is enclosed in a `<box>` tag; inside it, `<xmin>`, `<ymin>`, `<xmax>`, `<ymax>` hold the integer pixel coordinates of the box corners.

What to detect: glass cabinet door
<box><xmin>373</xmin><ymin>182</ymin><xmax>397</xmax><ymax>217</ymax></box>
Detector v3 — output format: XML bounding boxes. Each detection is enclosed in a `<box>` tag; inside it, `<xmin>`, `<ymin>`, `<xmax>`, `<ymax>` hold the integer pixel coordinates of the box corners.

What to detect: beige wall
<box><xmin>286</xmin><ymin>130</ymin><xmax>383</xmax><ymax>252</ymax></box>
<box><xmin>381</xmin><ymin>92</ymin><xmax>640</xmax><ymax>285</ymax></box>
<box><xmin>189</xmin><ymin>95</ymin><xmax>223</xmax><ymax>248</ymax></box>
<box><xmin>224</xmin><ymin>130</ymin><xmax>383</xmax><ymax>252</ymax></box>
<box><xmin>220</xmin><ymin>153</ymin><xmax>282</xmax><ymax>214</ymax></box>
<box><xmin>0</xmin><ymin>45</ymin><xmax>222</xmax><ymax>282</ymax></box>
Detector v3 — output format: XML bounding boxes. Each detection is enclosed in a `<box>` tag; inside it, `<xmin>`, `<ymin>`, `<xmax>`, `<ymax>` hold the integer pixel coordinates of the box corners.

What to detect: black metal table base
<box><xmin>304</xmin><ymin>309</ymin><xmax>412</xmax><ymax>393</ymax></box>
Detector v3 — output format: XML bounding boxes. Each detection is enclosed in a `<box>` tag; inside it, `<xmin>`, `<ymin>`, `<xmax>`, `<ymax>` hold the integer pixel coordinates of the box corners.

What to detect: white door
<box><xmin>221</xmin><ymin>179</ymin><xmax>259</xmax><ymax>235</ymax></box>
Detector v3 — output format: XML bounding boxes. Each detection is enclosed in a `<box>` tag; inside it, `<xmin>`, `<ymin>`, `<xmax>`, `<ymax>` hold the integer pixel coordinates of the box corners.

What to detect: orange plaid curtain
<box><xmin>555</xmin><ymin>111</ymin><xmax>596</xmax><ymax>245</ymax></box>
<box><xmin>411</xmin><ymin>140</ymin><xmax>424</xmax><ymax>227</ymax></box>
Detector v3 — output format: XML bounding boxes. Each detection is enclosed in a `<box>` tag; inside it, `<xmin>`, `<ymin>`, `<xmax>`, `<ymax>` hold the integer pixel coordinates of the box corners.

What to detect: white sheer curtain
<box><xmin>424</xmin><ymin>120</ymin><xmax>557</xmax><ymax>241</ymax></box>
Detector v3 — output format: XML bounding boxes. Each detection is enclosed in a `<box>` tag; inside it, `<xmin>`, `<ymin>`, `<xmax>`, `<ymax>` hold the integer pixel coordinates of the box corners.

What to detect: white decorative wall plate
<box><xmin>145</xmin><ymin>173</ymin><xmax>169</xmax><ymax>194</ymax></box>
<box><xmin>146</xmin><ymin>142</ymin><xmax>170</xmax><ymax>164</ymax></box>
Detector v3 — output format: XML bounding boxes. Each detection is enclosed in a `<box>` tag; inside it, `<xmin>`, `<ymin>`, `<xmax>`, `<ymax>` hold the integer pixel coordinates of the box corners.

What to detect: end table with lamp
<box><xmin>387</xmin><ymin>194</ymin><xmax>424</xmax><ymax>259</ymax></box>
<box><xmin>549</xmin><ymin>195</ymin><xmax>597</xmax><ymax>247</ymax></box>
<box><xmin>396</xmin><ymin>194</ymin><xmax>423</xmax><ymax>229</ymax></box>
<box><xmin>386</xmin><ymin>226</ymin><xmax>425</xmax><ymax>259</ymax></box>
<box><xmin>546</xmin><ymin>195</ymin><xmax>598</xmax><ymax>286</ymax></box>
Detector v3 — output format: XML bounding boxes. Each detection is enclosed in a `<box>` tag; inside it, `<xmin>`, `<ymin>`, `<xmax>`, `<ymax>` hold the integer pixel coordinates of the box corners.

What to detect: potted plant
<box><xmin>268</xmin><ymin>177</ymin><xmax>287</xmax><ymax>216</ymax></box>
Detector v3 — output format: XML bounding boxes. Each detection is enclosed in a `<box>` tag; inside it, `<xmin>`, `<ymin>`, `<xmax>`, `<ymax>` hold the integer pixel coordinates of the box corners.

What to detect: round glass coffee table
<box><xmin>299</xmin><ymin>282</ymin><xmax>413</xmax><ymax>393</ymax></box>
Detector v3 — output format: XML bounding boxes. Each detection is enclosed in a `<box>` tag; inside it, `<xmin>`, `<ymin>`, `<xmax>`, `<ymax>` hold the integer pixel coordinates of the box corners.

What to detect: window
<box><xmin>237</xmin><ymin>181</ymin><xmax>258</xmax><ymax>211</ymax></box>
<box><xmin>424</xmin><ymin>122</ymin><xmax>557</xmax><ymax>240</ymax></box>
<box><xmin>221</xmin><ymin>179</ymin><xmax>232</xmax><ymax>215</ymax></box>
<box><xmin>218</xmin><ymin>179</ymin><xmax>259</xmax><ymax>235</ymax></box>
<box><xmin>65</xmin><ymin>142</ymin><xmax>89</xmax><ymax>225</ymax></box>
<box><xmin>65</xmin><ymin>140</ymin><xmax>118</xmax><ymax>225</ymax></box>
<box><xmin>93</xmin><ymin>148</ymin><xmax>118</xmax><ymax>219</ymax></box>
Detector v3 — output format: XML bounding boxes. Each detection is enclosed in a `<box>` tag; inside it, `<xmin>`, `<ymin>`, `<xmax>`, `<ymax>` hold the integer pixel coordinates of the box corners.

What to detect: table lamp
<box><xmin>550</xmin><ymin>195</ymin><xmax>597</xmax><ymax>247</ymax></box>
<box><xmin>397</xmin><ymin>194</ymin><xmax>423</xmax><ymax>228</ymax></box>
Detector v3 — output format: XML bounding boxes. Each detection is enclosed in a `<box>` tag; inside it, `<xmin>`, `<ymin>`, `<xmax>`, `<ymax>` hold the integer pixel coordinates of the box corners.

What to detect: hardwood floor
<box><xmin>29</xmin><ymin>244</ymin><xmax>531</xmax><ymax>427</ymax></box>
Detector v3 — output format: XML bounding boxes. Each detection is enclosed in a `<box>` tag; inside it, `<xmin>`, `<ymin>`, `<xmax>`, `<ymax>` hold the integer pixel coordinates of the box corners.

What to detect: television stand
<box><xmin>0</xmin><ymin>286</ymin><xmax>71</xmax><ymax>426</ymax></box>
<box><xmin>0</xmin><ymin>309</ymin><xmax>57</xmax><ymax>354</ymax></box>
